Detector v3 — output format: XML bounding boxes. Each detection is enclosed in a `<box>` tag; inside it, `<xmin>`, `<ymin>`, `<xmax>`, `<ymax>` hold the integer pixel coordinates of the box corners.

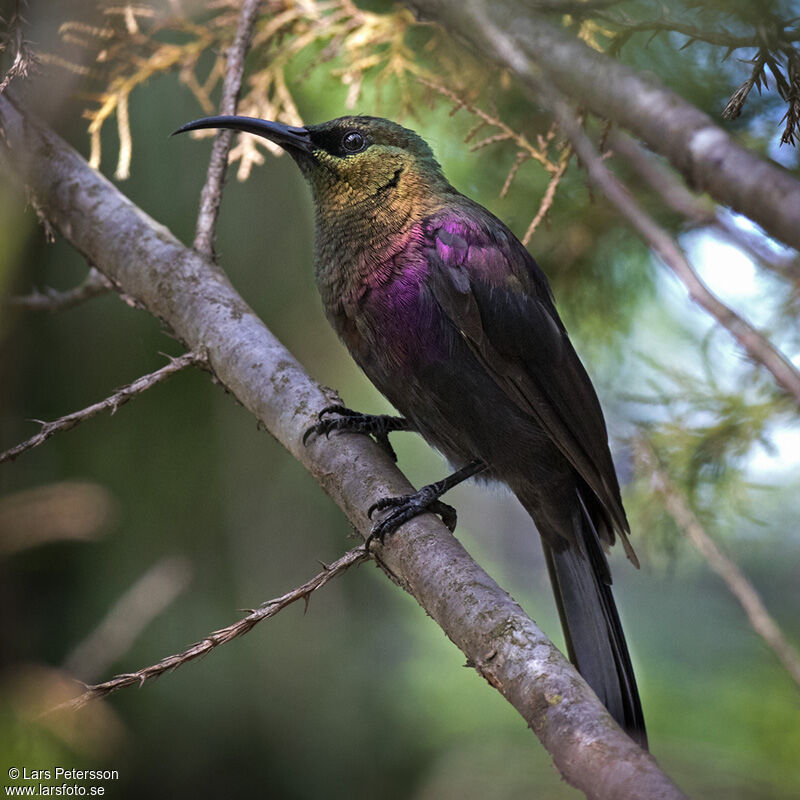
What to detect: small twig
<box><xmin>421</xmin><ymin>77</ymin><xmax>579</xmax><ymax>236</ymax></box>
<box><xmin>7</xmin><ymin>267</ymin><xmax>113</xmax><ymax>312</ymax></box>
<box><xmin>500</xmin><ymin>150</ymin><xmax>528</xmax><ymax>198</ymax></box>
<box><xmin>0</xmin><ymin>1</ymin><xmax>35</xmax><ymax>97</ymax></box>
<box><xmin>418</xmin><ymin>77</ymin><xmax>560</xmax><ymax>174</ymax></box>
<box><xmin>522</xmin><ymin>144</ymin><xmax>572</xmax><ymax>244</ymax></box>
<box><xmin>64</xmin><ymin>556</ymin><xmax>193</xmax><ymax>682</ymax></box>
<box><xmin>779</xmin><ymin>48</ymin><xmax>800</xmax><ymax>146</ymax></box>
<box><xmin>603</xmin><ymin>14</ymin><xmax>799</xmax><ymax>139</ymax></box>
<box><xmin>51</xmin><ymin>546</ymin><xmax>369</xmax><ymax>712</ymax></box>
<box><xmin>421</xmin><ymin>75</ymin><xmax>574</xmax><ymax>240</ymax></box>
<box><xmin>541</xmin><ymin>91</ymin><xmax>800</xmax><ymax>407</ymax></box>
<box><xmin>635</xmin><ymin>437</ymin><xmax>800</xmax><ymax>690</ymax></box>
<box><xmin>193</xmin><ymin>0</ymin><xmax>262</xmax><ymax>258</ymax></box>
<box><xmin>0</xmin><ymin>351</ymin><xmax>205</xmax><ymax>464</ymax></box>
<box><xmin>722</xmin><ymin>50</ymin><xmax>768</xmax><ymax>120</ymax></box>
<box><xmin>608</xmin><ymin>130</ymin><xmax>714</xmax><ymax>224</ymax></box>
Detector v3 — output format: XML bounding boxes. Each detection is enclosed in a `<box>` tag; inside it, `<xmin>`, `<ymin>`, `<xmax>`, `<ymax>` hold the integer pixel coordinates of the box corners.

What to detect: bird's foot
<box><xmin>366</xmin><ymin>485</ymin><xmax>458</xmax><ymax>550</ymax></box>
<box><xmin>302</xmin><ymin>404</ymin><xmax>410</xmax><ymax>462</ymax></box>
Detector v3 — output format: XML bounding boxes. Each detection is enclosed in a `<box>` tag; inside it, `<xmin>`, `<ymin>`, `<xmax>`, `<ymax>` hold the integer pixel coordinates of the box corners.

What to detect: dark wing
<box><xmin>424</xmin><ymin>205</ymin><xmax>637</xmax><ymax>563</ymax></box>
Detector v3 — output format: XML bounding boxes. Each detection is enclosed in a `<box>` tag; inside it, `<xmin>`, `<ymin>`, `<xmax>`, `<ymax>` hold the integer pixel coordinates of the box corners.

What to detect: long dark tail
<box><xmin>525</xmin><ymin>490</ymin><xmax>647</xmax><ymax>749</ymax></box>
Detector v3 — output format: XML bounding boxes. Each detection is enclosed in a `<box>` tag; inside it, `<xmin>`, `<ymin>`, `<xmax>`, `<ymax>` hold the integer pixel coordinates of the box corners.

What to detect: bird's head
<box><xmin>174</xmin><ymin>114</ymin><xmax>449</xmax><ymax>215</ymax></box>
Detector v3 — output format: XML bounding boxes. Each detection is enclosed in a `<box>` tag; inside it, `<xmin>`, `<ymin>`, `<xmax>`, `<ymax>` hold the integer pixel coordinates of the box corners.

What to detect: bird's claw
<box><xmin>302</xmin><ymin>405</ymin><xmax>355</xmax><ymax>445</ymax></box>
<box><xmin>319</xmin><ymin>404</ymin><xmax>356</xmax><ymax>420</ymax></box>
<box><xmin>366</xmin><ymin>491</ymin><xmax>457</xmax><ymax>550</ymax></box>
<box><xmin>302</xmin><ymin>405</ymin><xmax>399</xmax><ymax>461</ymax></box>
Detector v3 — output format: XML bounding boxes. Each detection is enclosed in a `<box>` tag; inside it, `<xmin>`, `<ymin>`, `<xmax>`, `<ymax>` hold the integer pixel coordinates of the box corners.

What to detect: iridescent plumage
<box><xmin>176</xmin><ymin>114</ymin><xmax>648</xmax><ymax>747</ymax></box>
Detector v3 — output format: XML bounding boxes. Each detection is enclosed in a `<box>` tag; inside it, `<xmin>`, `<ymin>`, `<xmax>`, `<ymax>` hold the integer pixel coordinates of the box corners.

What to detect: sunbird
<box><xmin>175</xmin><ymin>114</ymin><xmax>647</xmax><ymax>747</ymax></box>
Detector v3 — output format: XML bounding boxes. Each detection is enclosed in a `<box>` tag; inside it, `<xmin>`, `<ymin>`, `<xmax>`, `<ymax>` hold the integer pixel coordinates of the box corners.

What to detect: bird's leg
<box><xmin>303</xmin><ymin>404</ymin><xmax>413</xmax><ymax>462</ymax></box>
<box><xmin>366</xmin><ymin>460</ymin><xmax>487</xmax><ymax>548</ymax></box>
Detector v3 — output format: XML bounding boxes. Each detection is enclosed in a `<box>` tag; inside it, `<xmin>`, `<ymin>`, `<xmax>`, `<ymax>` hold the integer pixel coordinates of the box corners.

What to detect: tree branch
<box><xmin>0</xmin><ymin>351</ymin><xmax>205</xmax><ymax>464</ymax></box>
<box><xmin>605</xmin><ymin>17</ymin><xmax>762</xmax><ymax>51</ymax></box>
<box><xmin>512</xmin><ymin>76</ymin><xmax>800</xmax><ymax>407</ymax></box>
<box><xmin>609</xmin><ymin>131</ymin><xmax>800</xmax><ymax>287</ymax></box>
<box><xmin>635</xmin><ymin>437</ymin><xmax>800</xmax><ymax>691</ymax></box>
<box><xmin>193</xmin><ymin>0</ymin><xmax>261</xmax><ymax>258</ymax></box>
<box><xmin>7</xmin><ymin>266</ymin><xmax>113</xmax><ymax>312</ymax></box>
<box><xmin>55</xmin><ymin>548</ymin><xmax>366</xmax><ymax>711</ymax></box>
<box><xmin>0</xmin><ymin>93</ymin><xmax>686</xmax><ymax>800</ymax></box>
<box><xmin>401</xmin><ymin>0</ymin><xmax>800</xmax><ymax>254</ymax></box>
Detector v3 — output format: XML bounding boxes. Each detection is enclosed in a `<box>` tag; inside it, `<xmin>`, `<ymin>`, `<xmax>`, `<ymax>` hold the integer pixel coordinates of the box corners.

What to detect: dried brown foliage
<box><xmin>42</xmin><ymin>0</ymin><xmax>433</xmax><ymax>180</ymax></box>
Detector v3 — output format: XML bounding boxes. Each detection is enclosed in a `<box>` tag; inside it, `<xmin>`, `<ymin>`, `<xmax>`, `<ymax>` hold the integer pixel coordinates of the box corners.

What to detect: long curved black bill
<box><xmin>172</xmin><ymin>115</ymin><xmax>313</xmax><ymax>153</ymax></box>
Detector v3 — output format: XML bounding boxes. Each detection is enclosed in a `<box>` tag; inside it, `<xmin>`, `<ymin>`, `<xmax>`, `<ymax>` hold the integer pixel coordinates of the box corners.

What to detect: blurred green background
<box><xmin>1</xmin><ymin>1</ymin><xmax>799</xmax><ymax>798</ymax></box>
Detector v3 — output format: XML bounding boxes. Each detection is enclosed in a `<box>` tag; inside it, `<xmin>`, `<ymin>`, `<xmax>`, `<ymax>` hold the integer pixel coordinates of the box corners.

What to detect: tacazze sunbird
<box><xmin>175</xmin><ymin>114</ymin><xmax>647</xmax><ymax>747</ymax></box>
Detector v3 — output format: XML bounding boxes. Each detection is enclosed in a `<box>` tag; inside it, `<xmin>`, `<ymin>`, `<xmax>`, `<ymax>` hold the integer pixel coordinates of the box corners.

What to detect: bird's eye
<box><xmin>342</xmin><ymin>130</ymin><xmax>366</xmax><ymax>153</ymax></box>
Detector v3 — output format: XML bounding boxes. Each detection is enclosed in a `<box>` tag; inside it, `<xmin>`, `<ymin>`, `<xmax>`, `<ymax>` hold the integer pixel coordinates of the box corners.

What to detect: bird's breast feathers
<box><xmin>329</xmin><ymin>210</ymin><xmax>532</xmax><ymax>371</ymax></box>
